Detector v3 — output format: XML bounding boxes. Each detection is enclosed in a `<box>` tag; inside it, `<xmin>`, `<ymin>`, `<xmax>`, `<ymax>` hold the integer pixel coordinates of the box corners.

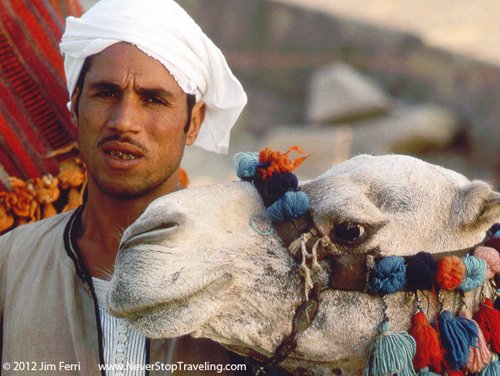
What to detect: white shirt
<box><xmin>93</xmin><ymin>277</ymin><xmax>147</xmax><ymax>376</ymax></box>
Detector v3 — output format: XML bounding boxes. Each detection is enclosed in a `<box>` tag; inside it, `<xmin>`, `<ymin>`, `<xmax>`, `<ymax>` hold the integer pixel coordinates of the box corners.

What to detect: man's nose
<box><xmin>107</xmin><ymin>95</ymin><xmax>143</xmax><ymax>133</ymax></box>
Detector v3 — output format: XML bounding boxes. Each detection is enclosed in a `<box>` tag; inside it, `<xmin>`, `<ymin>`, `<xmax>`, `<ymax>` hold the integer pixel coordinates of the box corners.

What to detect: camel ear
<box><xmin>453</xmin><ymin>181</ymin><xmax>500</xmax><ymax>230</ymax></box>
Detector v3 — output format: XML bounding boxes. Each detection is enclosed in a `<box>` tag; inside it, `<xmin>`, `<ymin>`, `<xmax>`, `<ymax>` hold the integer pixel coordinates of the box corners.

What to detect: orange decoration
<box><xmin>58</xmin><ymin>157</ymin><xmax>87</xmax><ymax>212</ymax></box>
<box><xmin>7</xmin><ymin>177</ymin><xmax>38</xmax><ymax>224</ymax></box>
<box><xmin>435</xmin><ymin>256</ymin><xmax>466</xmax><ymax>291</ymax></box>
<box><xmin>178</xmin><ymin>167</ymin><xmax>190</xmax><ymax>189</ymax></box>
<box><xmin>34</xmin><ymin>174</ymin><xmax>60</xmax><ymax>219</ymax></box>
<box><xmin>257</xmin><ymin>145</ymin><xmax>307</xmax><ymax>181</ymax></box>
<box><xmin>0</xmin><ymin>192</ymin><xmax>15</xmax><ymax>234</ymax></box>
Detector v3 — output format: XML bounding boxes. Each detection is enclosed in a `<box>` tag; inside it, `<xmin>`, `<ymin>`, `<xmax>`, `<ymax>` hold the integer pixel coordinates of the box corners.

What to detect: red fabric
<box><xmin>0</xmin><ymin>0</ymin><xmax>81</xmax><ymax>180</ymax></box>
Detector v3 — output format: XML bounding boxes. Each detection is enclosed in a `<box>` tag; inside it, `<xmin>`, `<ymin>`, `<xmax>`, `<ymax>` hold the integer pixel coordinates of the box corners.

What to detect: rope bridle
<box><xmin>251</xmin><ymin>211</ymin><xmax>495</xmax><ymax>374</ymax></box>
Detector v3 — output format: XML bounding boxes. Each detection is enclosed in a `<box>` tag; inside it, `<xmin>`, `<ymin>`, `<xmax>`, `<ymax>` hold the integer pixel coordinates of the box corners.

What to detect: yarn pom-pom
<box><xmin>234</xmin><ymin>152</ymin><xmax>259</xmax><ymax>181</ymax></box>
<box><xmin>363</xmin><ymin>321</ymin><xmax>416</xmax><ymax>376</ymax></box>
<box><xmin>406</xmin><ymin>252</ymin><xmax>436</xmax><ymax>291</ymax></box>
<box><xmin>438</xmin><ymin>310</ymin><xmax>478</xmax><ymax>370</ymax></box>
<box><xmin>473</xmin><ymin>246</ymin><xmax>500</xmax><ymax>279</ymax></box>
<box><xmin>484</xmin><ymin>236</ymin><xmax>500</xmax><ymax>251</ymax></box>
<box><xmin>435</xmin><ymin>256</ymin><xmax>466</xmax><ymax>291</ymax></box>
<box><xmin>409</xmin><ymin>311</ymin><xmax>444</xmax><ymax>373</ymax></box>
<box><xmin>489</xmin><ymin>223</ymin><xmax>500</xmax><ymax>236</ymax></box>
<box><xmin>459</xmin><ymin>309</ymin><xmax>492</xmax><ymax>373</ymax></box>
<box><xmin>416</xmin><ymin>367</ymin><xmax>440</xmax><ymax>376</ymax></box>
<box><xmin>484</xmin><ymin>223</ymin><xmax>500</xmax><ymax>250</ymax></box>
<box><xmin>459</xmin><ymin>255</ymin><xmax>487</xmax><ymax>292</ymax></box>
<box><xmin>257</xmin><ymin>146</ymin><xmax>307</xmax><ymax>181</ymax></box>
<box><xmin>480</xmin><ymin>354</ymin><xmax>500</xmax><ymax>376</ymax></box>
<box><xmin>253</xmin><ymin>173</ymin><xmax>298</xmax><ymax>207</ymax></box>
<box><xmin>473</xmin><ymin>298</ymin><xmax>500</xmax><ymax>354</ymax></box>
<box><xmin>368</xmin><ymin>256</ymin><xmax>407</xmax><ymax>295</ymax></box>
<box><xmin>266</xmin><ymin>191</ymin><xmax>309</xmax><ymax>222</ymax></box>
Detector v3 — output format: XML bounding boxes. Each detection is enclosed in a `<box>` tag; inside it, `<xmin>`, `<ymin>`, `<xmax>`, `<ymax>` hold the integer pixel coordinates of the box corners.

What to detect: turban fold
<box><xmin>60</xmin><ymin>0</ymin><xmax>247</xmax><ymax>154</ymax></box>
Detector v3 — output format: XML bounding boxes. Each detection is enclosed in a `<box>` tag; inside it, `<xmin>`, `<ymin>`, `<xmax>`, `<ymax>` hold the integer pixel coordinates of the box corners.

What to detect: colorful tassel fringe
<box><xmin>480</xmin><ymin>354</ymin><xmax>500</xmax><ymax>376</ymax></box>
<box><xmin>234</xmin><ymin>147</ymin><xmax>309</xmax><ymax>223</ymax></box>
<box><xmin>416</xmin><ymin>367</ymin><xmax>440</xmax><ymax>376</ymax></box>
<box><xmin>363</xmin><ymin>321</ymin><xmax>416</xmax><ymax>376</ymax></box>
<box><xmin>459</xmin><ymin>309</ymin><xmax>492</xmax><ymax>373</ymax></box>
<box><xmin>438</xmin><ymin>310</ymin><xmax>478</xmax><ymax>370</ymax></box>
<box><xmin>409</xmin><ymin>311</ymin><xmax>444</xmax><ymax>373</ymax></box>
<box><xmin>473</xmin><ymin>298</ymin><xmax>500</xmax><ymax>354</ymax></box>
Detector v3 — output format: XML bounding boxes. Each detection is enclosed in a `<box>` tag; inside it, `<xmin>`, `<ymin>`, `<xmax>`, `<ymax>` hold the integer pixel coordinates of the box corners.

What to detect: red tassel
<box><xmin>473</xmin><ymin>298</ymin><xmax>500</xmax><ymax>354</ymax></box>
<box><xmin>444</xmin><ymin>369</ymin><xmax>465</xmax><ymax>376</ymax></box>
<box><xmin>409</xmin><ymin>311</ymin><xmax>444</xmax><ymax>373</ymax></box>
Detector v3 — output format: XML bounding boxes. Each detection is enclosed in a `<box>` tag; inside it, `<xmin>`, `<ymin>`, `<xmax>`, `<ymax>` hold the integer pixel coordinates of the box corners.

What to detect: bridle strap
<box><xmin>255</xmin><ymin>283</ymin><xmax>321</xmax><ymax>375</ymax></box>
<box><xmin>274</xmin><ymin>212</ymin><xmax>493</xmax><ymax>292</ymax></box>
<box><xmin>253</xmin><ymin>211</ymin><xmax>495</xmax><ymax>373</ymax></box>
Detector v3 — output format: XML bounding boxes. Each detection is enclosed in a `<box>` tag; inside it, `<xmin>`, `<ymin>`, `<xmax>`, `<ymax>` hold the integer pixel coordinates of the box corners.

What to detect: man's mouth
<box><xmin>108</xmin><ymin>150</ymin><xmax>139</xmax><ymax>160</ymax></box>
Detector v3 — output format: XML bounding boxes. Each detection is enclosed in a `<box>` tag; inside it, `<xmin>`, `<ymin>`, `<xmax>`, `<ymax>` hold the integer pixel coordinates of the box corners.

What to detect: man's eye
<box><xmin>145</xmin><ymin>97</ymin><xmax>167</xmax><ymax>105</ymax></box>
<box><xmin>95</xmin><ymin>91</ymin><xmax>114</xmax><ymax>98</ymax></box>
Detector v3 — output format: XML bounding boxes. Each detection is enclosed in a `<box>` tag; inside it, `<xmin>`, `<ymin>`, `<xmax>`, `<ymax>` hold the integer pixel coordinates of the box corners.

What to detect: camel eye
<box><xmin>332</xmin><ymin>222</ymin><xmax>367</xmax><ymax>245</ymax></box>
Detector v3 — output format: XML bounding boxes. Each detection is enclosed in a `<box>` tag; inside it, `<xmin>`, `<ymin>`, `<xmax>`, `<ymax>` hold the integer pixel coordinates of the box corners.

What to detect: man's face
<box><xmin>73</xmin><ymin>42</ymin><xmax>202</xmax><ymax>199</ymax></box>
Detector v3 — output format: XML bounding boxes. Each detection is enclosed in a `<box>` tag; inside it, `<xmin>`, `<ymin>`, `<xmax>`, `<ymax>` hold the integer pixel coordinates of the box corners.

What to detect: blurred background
<box><xmin>2</xmin><ymin>0</ymin><xmax>499</xmax><ymax>191</ymax></box>
<box><xmin>175</xmin><ymin>0</ymin><xmax>500</xmax><ymax>186</ymax></box>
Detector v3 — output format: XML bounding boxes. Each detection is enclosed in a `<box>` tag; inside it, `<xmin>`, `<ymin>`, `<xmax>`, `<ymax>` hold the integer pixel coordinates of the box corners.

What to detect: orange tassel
<box><xmin>257</xmin><ymin>146</ymin><xmax>307</xmax><ymax>180</ymax></box>
<box><xmin>435</xmin><ymin>256</ymin><xmax>466</xmax><ymax>291</ymax></box>
<box><xmin>409</xmin><ymin>311</ymin><xmax>444</xmax><ymax>373</ymax></box>
<box><xmin>473</xmin><ymin>298</ymin><xmax>500</xmax><ymax>354</ymax></box>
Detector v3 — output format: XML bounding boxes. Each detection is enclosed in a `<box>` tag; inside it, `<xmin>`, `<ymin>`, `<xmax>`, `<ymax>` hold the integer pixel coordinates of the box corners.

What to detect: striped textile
<box><xmin>93</xmin><ymin>277</ymin><xmax>148</xmax><ymax>376</ymax></box>
<box><xmin>0</xmin><ymin>0</ymin><xmax>81</xmax><ymax>181</ymax></box>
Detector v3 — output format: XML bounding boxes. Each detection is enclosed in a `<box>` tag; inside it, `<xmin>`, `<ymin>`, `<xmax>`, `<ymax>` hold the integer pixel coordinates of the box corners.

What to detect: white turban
<box><xmin>60</xmin><ymin>0</ymin><xmax>247</xmax><ymax>154</ymax></box>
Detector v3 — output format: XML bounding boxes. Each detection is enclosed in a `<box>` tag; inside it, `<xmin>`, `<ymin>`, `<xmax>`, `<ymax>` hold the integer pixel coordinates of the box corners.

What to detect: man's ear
<box><xmin>185</xmin><ymin>100</ymin><xmax>205</xmax><ymax>146</ymax></box>
<box><xmin>452</xmin><ymin>181</ymin><xmax>500</xmax><ymax>230</ymax></box>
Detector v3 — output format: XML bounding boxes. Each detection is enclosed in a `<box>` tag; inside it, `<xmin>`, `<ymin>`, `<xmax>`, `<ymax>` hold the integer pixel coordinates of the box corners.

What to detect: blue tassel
<box><xmin>438</xmin><ymin>310</ymin><xmax>479</xmax><ymax>370</ymax></box>
<box><xmin>416</xmin><ymin>367</ymin><xmax>440</xmax><ymax>376</ymax></box>
<box><xmin>267</xmin><ymin>191</ymin><xmax>309</xmax><ymax>222</ymax></box>
<box><xmin>368</xmin><ymin>256</ymin><xmax>407</xmax><ymax>295</ymax></box>
<box><xmin>480</xmin><ymin>354</ymin><xmax>500</xmax><ymax>376</ymax></box>
<box><xmin>459</xmin><ymin>255</ymin><xmax>487</xmax><ymax>292</ymax></box>
<box><xmin>233</xmin><ymin>152</ymin><xmax>259</xmax><ymax>180</ymax></box>
<box><xmin>363</xmin><ymin>321</ymin><xmax>416</xmax><ymax>376</ymax></box>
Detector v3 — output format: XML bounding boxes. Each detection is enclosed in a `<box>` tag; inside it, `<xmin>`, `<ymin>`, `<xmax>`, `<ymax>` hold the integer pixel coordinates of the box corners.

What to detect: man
<box><xmin>0</xmin><ymin>0</ymin><xmax>247</xmax><ymax>374</ymax></box>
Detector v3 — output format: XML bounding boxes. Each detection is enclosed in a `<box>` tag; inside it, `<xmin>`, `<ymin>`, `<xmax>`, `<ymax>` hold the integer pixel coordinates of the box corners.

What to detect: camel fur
<box><xmin>108</xmin><ymin>154</ymin><xmax>500</xmax><ymax>375</ymax></box>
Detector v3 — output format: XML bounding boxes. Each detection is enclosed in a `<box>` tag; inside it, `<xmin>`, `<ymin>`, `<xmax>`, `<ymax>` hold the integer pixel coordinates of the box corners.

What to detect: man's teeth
<box><xmin>109</xmin><ymin>151</ymin><xmax>137</xmax><ymax>160</ymax></box>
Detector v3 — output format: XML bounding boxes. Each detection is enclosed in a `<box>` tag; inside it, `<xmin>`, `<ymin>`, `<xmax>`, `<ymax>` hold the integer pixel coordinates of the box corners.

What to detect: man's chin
<box><xmin>92</xmin><ymin>177</ymin><xmax>168</xmax><ymax>201</ymax></box>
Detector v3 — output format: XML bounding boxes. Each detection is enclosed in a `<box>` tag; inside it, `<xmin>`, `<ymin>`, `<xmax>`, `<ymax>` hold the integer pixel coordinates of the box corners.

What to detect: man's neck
<box><xmin>76</xmin><ymin>172</ymin><xmax>180</xmax><ymax>279</ymax></box>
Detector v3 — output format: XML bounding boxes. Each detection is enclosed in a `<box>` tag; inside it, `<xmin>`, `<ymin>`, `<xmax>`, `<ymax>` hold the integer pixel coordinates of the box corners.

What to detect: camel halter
<box><xmin>234</xmin><ymin>147</ymin><xmax>500</xmax><ymax>375</ymax></box>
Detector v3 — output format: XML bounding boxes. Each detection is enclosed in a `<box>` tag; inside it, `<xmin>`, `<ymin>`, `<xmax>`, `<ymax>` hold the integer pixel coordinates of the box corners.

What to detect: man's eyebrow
<box><xmin>86</xmin><ymin>81</ymin><xmax>176</xmax><ymax>99</ymax></box>
<box><xmin>87</xmin><ymin>81</ymin><xmax>121</xmax><ymax>92</ymax></box>
<box><xmin>136</xmin><ymin>86</ymin><xmax>176</xmax><ymax>99</ymax></box>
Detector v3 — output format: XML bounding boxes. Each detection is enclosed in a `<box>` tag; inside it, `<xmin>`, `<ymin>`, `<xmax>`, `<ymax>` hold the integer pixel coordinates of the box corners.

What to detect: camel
<box><xmin>107</xmin><ymin>154</ymin><xmax>500</xmax><ymax>375</ymax></box>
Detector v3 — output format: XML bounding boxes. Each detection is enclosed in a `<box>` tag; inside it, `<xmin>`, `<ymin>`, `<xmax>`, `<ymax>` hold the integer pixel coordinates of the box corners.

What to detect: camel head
<box><xmin>108</xmin><ymin>154</ymin><xmax>500</xmax><ymax>375</ymax></box>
